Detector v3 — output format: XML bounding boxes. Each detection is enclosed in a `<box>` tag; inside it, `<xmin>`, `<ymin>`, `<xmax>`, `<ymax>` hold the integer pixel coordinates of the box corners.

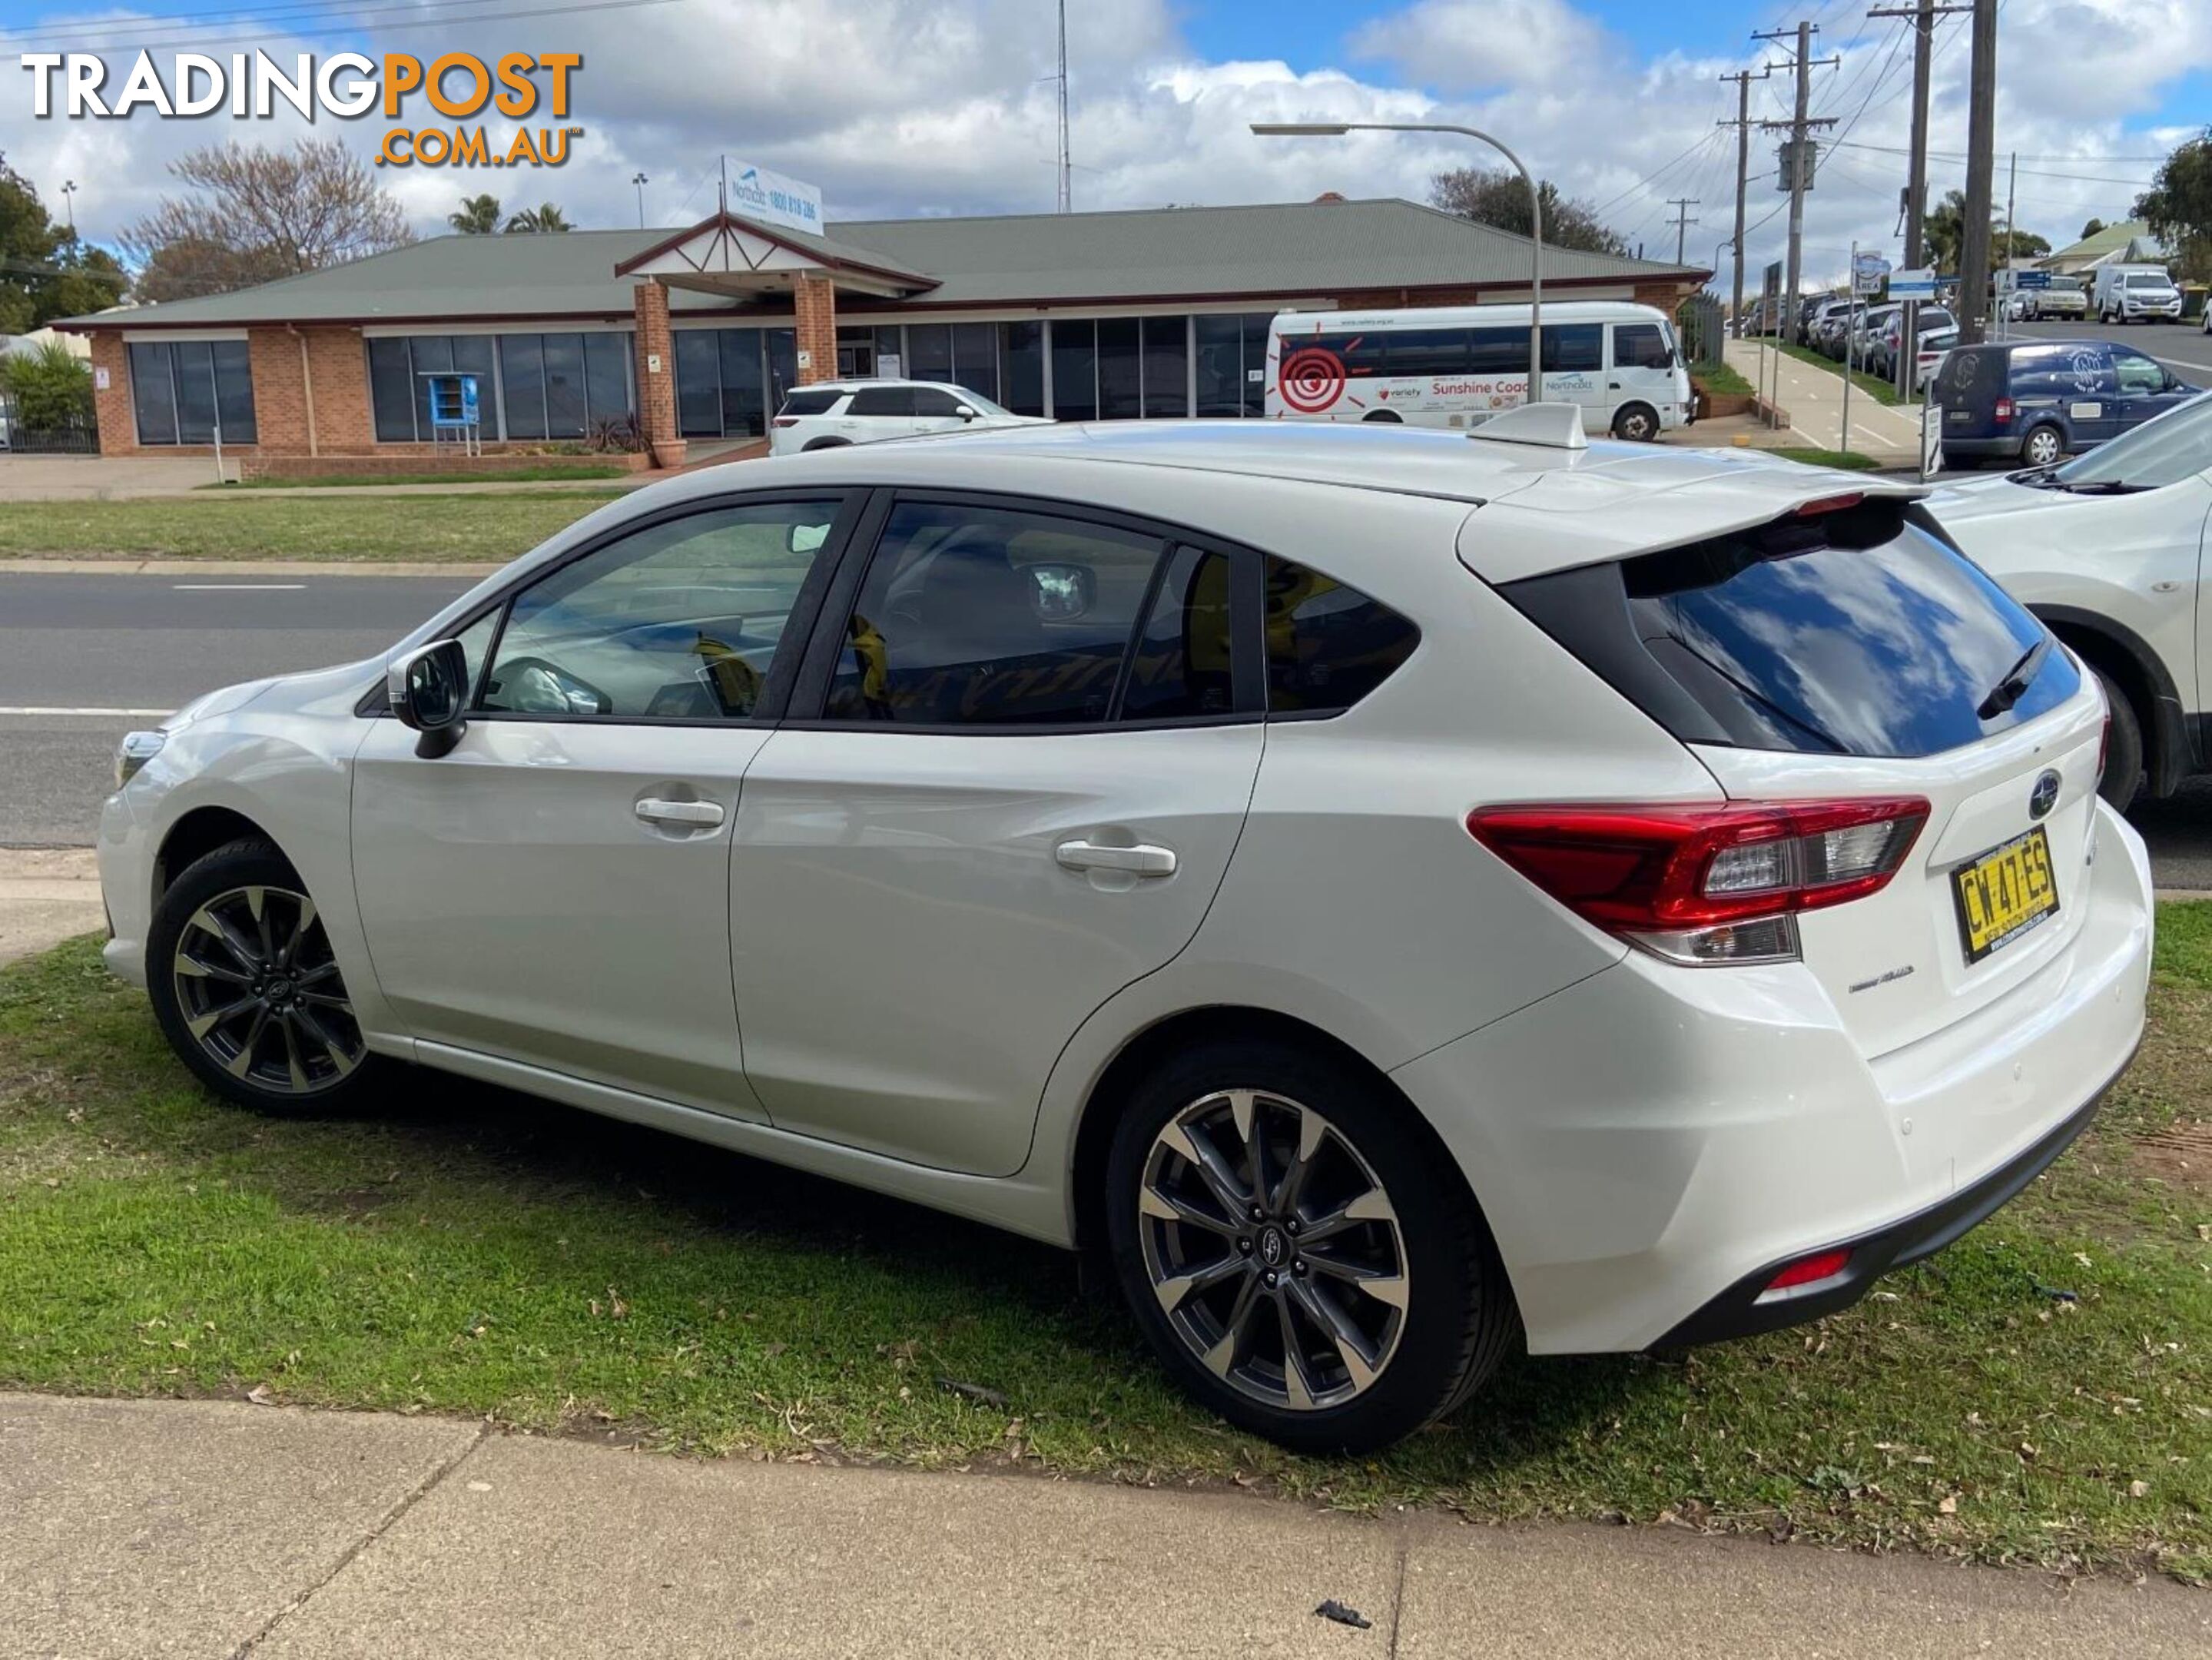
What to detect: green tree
<box><xmin>447</xmin><ymin>193</ymin><xmax>503</xmax><ymax>234</ymax></box>
<box><xmin>2080</xmin><ymin>217</ymin><xmax>2106</xmax><ymax>240</ymax></box>
<box><xmin>504</xmin><ymin>203</ymin><xmax>572</xmax><ymax>234</ymax></box>
<box><xmin>0</xmin><ymin>159</ymin><xmax>126</xmax><ymax>329</ymax></box>
<box><xmin>1429</xmin><ymin>168</ymin><xmax>1630</xmax><ymax>257</ymax></box>
<box><xmin>2134</xmin><ymin>130</ymin><xmax>2212</xmax><ymax>283</ymax></box>
<box><xmin>0</xmin><ymin>337</ymin><xmax>95</xmax><ymax>430</ymax></box>
<box><xmin>1919</xmin><ymin>193</ymin><xmax>2046</xmax><ymax>271</ymax></box>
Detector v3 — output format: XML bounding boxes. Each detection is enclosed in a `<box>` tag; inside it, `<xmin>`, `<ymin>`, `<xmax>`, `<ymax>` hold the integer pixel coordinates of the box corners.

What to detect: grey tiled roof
<box><xmin>61</xmin><ymin>199</ymin><xmax>1706</xmax><ymax>330</ymax></box>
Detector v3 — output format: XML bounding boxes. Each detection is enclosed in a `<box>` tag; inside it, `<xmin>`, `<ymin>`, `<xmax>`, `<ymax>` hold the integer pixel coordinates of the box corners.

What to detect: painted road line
<box><xmin>171</xmin><ymin>583</ymin><xmax>307</xmax><ymax>591</ymax></box>
<box><xmin>0</xmin><ymin>706</ymin><xmax>171</xmax><ymax>717</ymax></box>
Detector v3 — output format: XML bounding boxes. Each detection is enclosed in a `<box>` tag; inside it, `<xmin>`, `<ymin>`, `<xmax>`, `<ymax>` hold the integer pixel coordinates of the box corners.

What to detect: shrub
<box><xmin>0</xmin><ymin>340</ymin><xmax>95</xmax><ymax>430</ymax></box>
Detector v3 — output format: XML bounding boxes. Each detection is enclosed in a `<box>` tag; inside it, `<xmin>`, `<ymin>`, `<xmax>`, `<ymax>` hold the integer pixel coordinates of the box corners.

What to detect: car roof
<box><xmin>621</xmin><ymin>419</ymin><xmax>1923</xmax><ymax>585</ymax></box>
<box><xmin>789</xmin><ymin>378</ymin><xmax>970</xmax><ymax>395</ymax></box>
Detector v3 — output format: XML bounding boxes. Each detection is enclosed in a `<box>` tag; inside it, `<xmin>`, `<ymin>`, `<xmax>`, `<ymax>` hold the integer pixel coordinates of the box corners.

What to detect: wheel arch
<box><xmin>1066</xmin><ymin>1004</ymin><xmax>1486</xmax><ymax>1262</ymax></box>
<box><xmin>2032</xmin><ymin>603</ymin><xmax>2193</xmax><ymax>795</ymax></box>
<box><xmin>153</xmin><ymin>804</ymin><xmax>280</xmax><ymax>907</ymax></box>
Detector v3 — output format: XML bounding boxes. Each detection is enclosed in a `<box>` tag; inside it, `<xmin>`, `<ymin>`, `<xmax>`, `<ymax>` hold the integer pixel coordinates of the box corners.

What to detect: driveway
<box><xmin>0</xmin><ymin>453</ymin><xmax>224</xmax><ymax>500</ymax></box>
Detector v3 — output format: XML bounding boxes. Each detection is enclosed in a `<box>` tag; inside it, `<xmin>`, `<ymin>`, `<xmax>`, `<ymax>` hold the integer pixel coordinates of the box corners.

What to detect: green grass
<box><xmin>207</xmin><ymin>467</ymin><xmax>634</xmax><ymax>490</ymax></box>
<box><xmin>1693</xmin><ymin>362</ymin><xmax>1756</xmax><ymax>399</ymax></box>
<box><xmin>0</xmin><ymin>492</ymin><xmax>628</xmax><ymax>563</ymax></box>
<box><xmin>1772</xmin><ymin>340</ymin><xmax>1906</xmax><ymax>407</ymax></box>
<box><xmin>1773</xmin><ymin>447</ymin><xmax>1885</xmax><ymax>471</ymax></box>
<box><xmin>3</xmin><ymin>915</ymin><xmax>2209</xmax><ymax>1581</ymax></box>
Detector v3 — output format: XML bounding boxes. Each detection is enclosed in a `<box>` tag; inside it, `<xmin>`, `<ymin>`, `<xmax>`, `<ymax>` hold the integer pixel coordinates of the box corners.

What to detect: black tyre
<box><xmin>1361</xmin><ymin>408</ymin><xmax>1404</xmax><ymax>423</ymax></box>
<box><xmin>145</xmin><ymin>838</ymin><xmax>383</xmax><ymax>1113</ymax></box>
<box><xmin>2021</xmin><ymin>423</ymin><xmax>2064</xmax><ymax>468</ymax></box>
<box><xmin>1103</xmin><ymin>1038</ymin><xmax>1517</xmax><ymax>1454</ymax></box>
<box><xmin>2095</xmin><ymin>667</ymin><xmax>2144</xmax><ymax>811</ymax></box>
<box><xmin>1610</xmin><ymin>403</ymin><xmax>1660</xmax><ymax>443</ymax></box>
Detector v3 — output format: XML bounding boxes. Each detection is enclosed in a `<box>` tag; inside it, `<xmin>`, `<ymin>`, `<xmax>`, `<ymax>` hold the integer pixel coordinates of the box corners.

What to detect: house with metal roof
<box><xmin>58</xmin><ymin>197</ymin><xmax>1709</xmax><ymax>473</ymax></box>
<box><xmin>2036</xmin><ymin>219</ymin><xmax>2172</xmax><ymax>277</ymax></box>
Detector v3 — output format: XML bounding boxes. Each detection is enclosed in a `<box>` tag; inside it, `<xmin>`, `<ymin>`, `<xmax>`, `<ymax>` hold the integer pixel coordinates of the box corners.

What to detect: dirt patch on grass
<box><xmin>2130</xmin><ymin>1118</ymin><xmax>2212</xmax><ymax>1194</ymax></box>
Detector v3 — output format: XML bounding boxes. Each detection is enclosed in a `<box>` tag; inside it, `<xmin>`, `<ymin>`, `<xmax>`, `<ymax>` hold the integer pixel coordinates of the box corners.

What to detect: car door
<box><xmin>2110</xmin><ymin>347</ymin><xmax>2176</xmax><ymax>440</ymax></box>
<box><xmin>730</xmin><ymin>492</ymin><xmax>1265</xmax><ymax>1177</ymax></box>
<box><xmin>1603</xmin><ymin>320</ymin><xmax>1670</xmax><ymax>427</ymax></box>
<box><xmin>908</xmin><ymin>385</ymin><xmax>976</xmax><ymax>437</ymax></box>
<box><xmin>350</xmin><ymin>493</ymin><xmax>858</xmax><ymax>1116</ymax></box>
<box><xmin>841</xmin><ymin>383</ymin><xmax>916</xmax><ymax>444</ymax></box>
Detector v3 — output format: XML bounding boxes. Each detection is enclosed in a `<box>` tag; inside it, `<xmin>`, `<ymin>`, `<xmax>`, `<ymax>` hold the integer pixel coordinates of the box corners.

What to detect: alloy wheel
<box><xmin>1136</xmin><ymin>1088</ymin><xmax>1408</xmax><ymax>1412</ymax></box>
<box><xmin>171</xmin><ymin>884</ymin><xmax>364</xmax><ymax>1095</ymax></box>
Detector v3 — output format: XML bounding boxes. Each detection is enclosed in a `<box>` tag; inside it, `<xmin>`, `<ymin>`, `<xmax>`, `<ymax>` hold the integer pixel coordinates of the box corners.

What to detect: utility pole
<box><xmin>1870</xmin><ymin>0</ymin><xmax>1969</xmax><ymax>387</ymax></box>
<box><xmin>1752</xmin><ymin>22</ymin><xmax>1839</xmax><ymax>347</ymax></box>
<box><xmin>1717</xmin><ymin>68</ymin><xmax>1772</xmax><ymax>336</ymax></box>
<box><xmin>1054</xmin><ymin>0</ymin><xmax>1072</xmax><ymax>214</ymax></box>
<box><xmin>1956</xmin><ymin>0</ymin><xmax>1998</xmax><ymax>344</ymax></box>
<box><xmin>1666</xmin><ymin>198</ymin><xmax>1700</xmax><ymax>265</ymax></box>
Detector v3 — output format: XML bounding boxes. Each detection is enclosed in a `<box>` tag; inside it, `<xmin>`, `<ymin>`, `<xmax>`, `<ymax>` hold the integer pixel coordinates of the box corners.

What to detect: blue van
<box><xmin>1934</xmin><ymin>338</ymin><xmax>2197</xmax><ymax>470</ymax></box>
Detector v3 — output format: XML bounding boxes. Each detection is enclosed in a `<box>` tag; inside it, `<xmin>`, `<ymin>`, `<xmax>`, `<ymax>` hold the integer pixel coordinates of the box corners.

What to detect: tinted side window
<box><xmin>779</xmin><ymin>388</ymin><xmax>842</xmax><ymax>417</ymax></box>
<box><xmin>826</xmin><ymin>503</ymin><xmax>1164</xmax><ymax>726</ymax></box>
<box><xmin>847</xmin><ymin>387</ymin><xmax>916</xmax><ymax>417</ymax></box>
<box><xmin>1121</xmin><ymin>546</ymin><xmax>1236</xmax><ymax>721</ymax></box>
<box><xmin>1467</xmin><ymin>327</ymin><xmax>1524</xmax><ymax>374</ymax></box>
<box><xmin>2113</xmin><ymin>350</ymin><xmax>2165</xmax><ymax>394</ymax></box>
<box><xmin>479</xmin><ymin>500</ymin><xmax>841</xmax><ymax>720</ymax></box>
<box><xmin>1387</xmin><ymin>329</ymin><xmax>1469</xmax><ymax>377</ymax></box>
<box><xmin>1262</xmin><ymin>556</ymin><xmax>1421</xmax><ymax>715</ymax></box>
<box><xmin>1543</xmin><ymin>324</ymin><xmax>1603</xmax><ymax>373</ymax></box>
<box><xmin>910</xmin><ymin>387</ymin><xmax>966</xmax><ymax>417</ymax></box>
<box><xmin>1611</xmin><ymin>323</ymin><xmax>1670</xmax><ymax>370</ymax></box>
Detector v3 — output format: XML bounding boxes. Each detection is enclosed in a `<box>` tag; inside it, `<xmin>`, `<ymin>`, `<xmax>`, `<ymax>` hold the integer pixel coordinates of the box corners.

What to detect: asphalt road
<box><xmin>0</xmin><ymin>572</ymin><xmax>473</xmax><ymax>847</ymax></box>
<box><xmin>2006</xmin><ymin>316</ymin><xmax>2212</xmax><ymax>380</ymax></box>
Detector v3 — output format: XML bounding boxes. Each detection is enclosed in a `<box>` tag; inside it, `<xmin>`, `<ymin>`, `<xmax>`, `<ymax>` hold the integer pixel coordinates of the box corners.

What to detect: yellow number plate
<box><xmin>1952</xmin><ymin>826</ymin><xmax>2058</xmax><ymax>964</ymax></box>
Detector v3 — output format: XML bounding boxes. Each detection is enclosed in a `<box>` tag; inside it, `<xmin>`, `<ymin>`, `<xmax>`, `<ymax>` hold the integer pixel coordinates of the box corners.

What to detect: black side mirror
<box><xmin>389</xmin><ymin>639</ymin><xmax>470</xmax><ymax>758</ymax></box>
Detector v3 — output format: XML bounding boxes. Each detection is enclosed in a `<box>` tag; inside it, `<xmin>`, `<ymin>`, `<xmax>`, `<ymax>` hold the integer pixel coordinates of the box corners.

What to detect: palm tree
<box><xmin>1922</xmin><ymin>189</ymin><xmax>1968</xmax><ymax>274</ymax></box>
<box><xmin>504</xmin><ymin>203</ymin><xmax>572</xmax><ymax>234</ymax></box>
<box><xmin>446</xmin><ymin>194</ymin><xmax>502</xmax><ymax>235</ymax></box>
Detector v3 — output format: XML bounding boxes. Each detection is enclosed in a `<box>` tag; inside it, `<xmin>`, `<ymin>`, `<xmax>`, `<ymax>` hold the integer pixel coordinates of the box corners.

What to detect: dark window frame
<box><xmin>782</xmin><ymin>488</ymin><xmax>1270</xmax><ymax>735</ymax></box>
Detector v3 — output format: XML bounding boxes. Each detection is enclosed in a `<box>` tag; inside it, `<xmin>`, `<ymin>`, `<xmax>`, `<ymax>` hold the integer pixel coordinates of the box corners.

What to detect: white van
<box><xmin>1265</xmin><ymin>300</ymin><xmax>1693</xmax><ymax>440</ymax></box>
<box><xmin>2091</xmin><ymin>264</ymin><xmax>2183</xmax><ymax>325</ymax></box>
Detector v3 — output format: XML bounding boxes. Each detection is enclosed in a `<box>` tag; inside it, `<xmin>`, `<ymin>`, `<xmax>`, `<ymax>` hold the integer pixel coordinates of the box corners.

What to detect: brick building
<box><xmin>60</xmin><ymin>197</ymin><xmax>1708</xmax><ymax>473</ymax></box>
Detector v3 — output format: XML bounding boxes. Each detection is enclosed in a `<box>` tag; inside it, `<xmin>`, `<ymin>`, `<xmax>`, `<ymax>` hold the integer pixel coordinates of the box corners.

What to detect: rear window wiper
<box><xmin>1977</xmin><ymin>634</ymin><xmax>2052</xmax><ymax>720</ymax></box>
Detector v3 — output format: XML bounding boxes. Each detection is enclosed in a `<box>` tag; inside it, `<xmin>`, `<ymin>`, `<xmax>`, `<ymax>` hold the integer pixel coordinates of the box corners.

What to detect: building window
<box><xmin>1197</xmin><ymin>313</ymin><xmax>1300</xmax><ymax>417</ymax></box>
<box><xmin>1050</xmin><ymin>319</ymin><xmax>1098</xmax><ymax>422</ymax></box>
<box><xmin>497</xmin><ymin>332</ymin><xmax>632</xmax><ymax>442</ymax></box>
<box><xmin>951</xmin><ymin>322</ymin><xmax>998</xmax><ymax>403</ymax></box>
<box><xmin>1096</xmin><ymin>317</ymin><xmax>1141</xmax><ymax>419</ymax></box>
<box><xmin>127</xmin><ymin>340</ymin><xmax>256</xmax><ymax>446</ymax></box>
<box><xmin>366</xmin><ymin>335</ymin><xmax>499</xmax><ymax>442</ymax></box>
<box><xmin>1000</xmin><ymin>322</ymin><xmax>1043</xmax><ymax>414</ymax></box>
<box><xmin>670</xmin><ymin>327</ymin><xmax>798</xmax><ymax>438</ymax></box>
<box><xmin>906</xmin><ymin>324</ymin><xmax>952</xmax><ymax>383</ymax></box>
<box><xmin>1142</xmin><ymin>317</ymin><xmax>1189</xmax><ymax>417</ymax></box>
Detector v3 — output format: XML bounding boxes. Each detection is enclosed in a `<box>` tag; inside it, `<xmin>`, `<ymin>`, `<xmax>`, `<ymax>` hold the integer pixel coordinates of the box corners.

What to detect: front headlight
<box><xmin>114</xmin><ymin>730</ymin><xmax>165</xmax><ymax>789</ymax></box>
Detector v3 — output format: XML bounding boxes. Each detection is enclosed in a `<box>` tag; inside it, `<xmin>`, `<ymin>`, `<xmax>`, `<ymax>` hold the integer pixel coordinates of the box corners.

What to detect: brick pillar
<box><xmin>793</xmin><ymin>272</ymin><xmax>837</xmax><ymax>386</ymax></box>
<box><xmin>87</xmin><ymin>334</ymin><xmax>136</xmax><ymax>455</ymax></box>
<box><xmin>632</xmin><ymin>279</ymin><xmax>685</xmax><ymax>468</ymax></box>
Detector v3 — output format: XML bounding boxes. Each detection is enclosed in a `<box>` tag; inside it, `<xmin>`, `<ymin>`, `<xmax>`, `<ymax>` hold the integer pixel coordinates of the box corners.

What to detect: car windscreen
<box><xmin>2124</xmin><ymin>273</ymin><xmax>2171</xmax><ymax>287</ymax></box>
<box><xmin>2050</xmin><ymin>390</ymin><xmax>2212</xmax><ymax>490</ymax></box>
<box><xmin>1497</xmin><ymin>499</ymin><xmax>2079</xmax><ymax>759</ymax></box>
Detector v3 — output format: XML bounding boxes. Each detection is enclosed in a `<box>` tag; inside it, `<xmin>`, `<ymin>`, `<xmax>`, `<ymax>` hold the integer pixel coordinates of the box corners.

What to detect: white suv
<box><xmin>98</xmin><ymin>413</ymin><xmax>2150</xmax><ymax>1452</ymax></box>
<box><xmin>1930</xmin><ymin>389</ymin><xmax>2212</xmax><ymax>809</ymax></box>
<box><xmin>768</xmin><ymin>378</ymin><xmax>1046</xmax><ymax>455</ymax></box>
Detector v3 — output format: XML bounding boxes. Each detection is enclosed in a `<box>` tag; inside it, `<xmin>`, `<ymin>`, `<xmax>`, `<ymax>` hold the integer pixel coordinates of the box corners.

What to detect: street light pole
<box><xmin>60</xmin><ymin>179</ymin><xmax>77</xmax><ymax>235</ymax></box>
<box><xmin>630</xmin><ymin>171</ymin><xmax>649</xmax><ymax>230</ymax></box>
<box><xmin>1250</xmin><ymin>121</ymin><xmax>1544</xmax><ymax>397</ymax></box>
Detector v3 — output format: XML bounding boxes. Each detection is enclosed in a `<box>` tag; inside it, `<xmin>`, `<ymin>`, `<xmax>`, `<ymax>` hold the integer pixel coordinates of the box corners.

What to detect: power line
<box><xmin>2</xmin><ymin>0</ymin><xmax>692</xmax><ymax>56</ymax></box>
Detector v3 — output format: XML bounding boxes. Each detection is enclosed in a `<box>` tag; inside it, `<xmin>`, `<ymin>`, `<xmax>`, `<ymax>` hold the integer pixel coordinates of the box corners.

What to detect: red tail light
<box><xmin>771</xmin><ymin>416</ymin><xmax>800</xmax><ymax>428</ymax></box>
<box><xmin>1467</xmin><ymin>798</ymin><xmax>1929</xmax><ymax>966</ymax></box>
<box><xmin>1994</xmin><ymin>397</ymin><xmax>2015</xmax><ymax>425</ymax></box>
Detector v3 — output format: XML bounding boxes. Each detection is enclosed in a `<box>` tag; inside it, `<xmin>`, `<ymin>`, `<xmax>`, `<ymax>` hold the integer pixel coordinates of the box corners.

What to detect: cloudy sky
<box><xmin>2</xmin><ymin>0</ymin><xmax>2205</xmax><ymax>287</ymax></box>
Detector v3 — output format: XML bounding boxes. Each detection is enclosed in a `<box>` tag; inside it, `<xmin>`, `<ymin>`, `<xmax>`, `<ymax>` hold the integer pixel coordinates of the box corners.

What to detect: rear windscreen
<box><xmin>1499</xmin><ymin>500</ymin><xmax>2080</xmax><ymax>759</ymax></box>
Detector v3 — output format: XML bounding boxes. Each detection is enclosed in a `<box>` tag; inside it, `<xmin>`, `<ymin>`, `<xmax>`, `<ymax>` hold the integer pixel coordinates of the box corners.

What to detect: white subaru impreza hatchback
<box><xmin>98</xmin><ymin>412</ymin><xmax>2150</xmax><ymax>1452</ymax></box>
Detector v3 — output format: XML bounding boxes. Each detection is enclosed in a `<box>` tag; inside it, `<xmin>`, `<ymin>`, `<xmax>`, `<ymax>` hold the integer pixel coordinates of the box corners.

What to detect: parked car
<box><xmin>1849</xmin><ymin>302</ymin><xmax>1901</xmax><ymax>367</ymax></box>
<box><xmin>1872</xmin><ymin>305</ymin><xmax>1955</xmax><ymax>380</ymax></box>
<box><xmin>767</xmin><ymin>379</ymin><xmax>1046</xmax><ymax>456</ymax></box>
<box><xmin>98</xmin><ymin>416</ymin><xmax>2150</xmax><ymax>1453</ymax></box>
<box><xmin>1806</xmin><ymin>299</ymin><xmax>1855</xmax><ymax>357</ymax></box>
<box><xmin>2011</xmin><ymin>282</ymin><xmax>2086</xmax><ymax>322</ymax></box>
<box><xmin>1930</xmin><ymin>390</ymin><xmax>2212</xmax><ymax>808</ymax></box>
<box><xmin>1913</xmin><ymin>325</ymin><xmax>1958</xmax><ymax>392</ymax></box>
<box><xmin>1932</xmin><ymin>338</ymin><xmax>2198</xmax><ymax>469</ymax></box>
<box><xmin>2092</xmin><ymin>265</ymin><xmax>2184</xmax><ymax>325</ymax></box>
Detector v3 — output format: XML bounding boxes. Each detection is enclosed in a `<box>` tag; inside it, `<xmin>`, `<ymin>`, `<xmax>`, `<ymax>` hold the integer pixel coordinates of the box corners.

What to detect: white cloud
<box><xmin>1</xmin><ymin>0</ymin><xmax>2205</xmax><ymax>294</ymax></box>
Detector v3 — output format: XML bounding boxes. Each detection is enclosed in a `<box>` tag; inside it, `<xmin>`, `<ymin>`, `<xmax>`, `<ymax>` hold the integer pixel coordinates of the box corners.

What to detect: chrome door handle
<box><xmin>1056</xmin><ymin>839</ymin><xmax>1176</xmax><ymax>877</ymax></box>
<box><xmin>635</xmin><ymin>798</ymin><xmax>725</xmax><ymax>828</ymax></box>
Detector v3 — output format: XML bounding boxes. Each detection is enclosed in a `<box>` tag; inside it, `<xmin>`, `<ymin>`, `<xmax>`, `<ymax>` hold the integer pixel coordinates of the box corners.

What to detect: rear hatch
<box><xmin>1483</xmin><ymin>490</ymin><xmax>2100</xmax><ymax>1063</ymax></box>
<box><xmin>1931</xmin><ymin>345</ymin><xmax>2008</xmax><ymax>437</ymax></box>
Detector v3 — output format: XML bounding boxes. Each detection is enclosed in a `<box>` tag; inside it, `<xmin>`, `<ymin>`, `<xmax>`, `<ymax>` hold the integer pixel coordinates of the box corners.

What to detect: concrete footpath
<box><xmin>2</xmin><ymin>1393</ymin><xmax>2205</xmax><ymax>1659</ymax></box>
<box><xmin>1723</xmin><ymin>337</ymin><xmax>1928</xmax><ymax>466</ymax></box>
<box><xmin>0</xmin><ymin>848</ymin><xmax>101</xmax><ymax>964</ymax></box>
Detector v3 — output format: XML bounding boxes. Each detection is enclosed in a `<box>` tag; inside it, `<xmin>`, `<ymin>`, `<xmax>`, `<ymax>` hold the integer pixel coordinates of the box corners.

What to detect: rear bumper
<box><xmin>1650</xmin><ymin>1038</ymin><xmax>2132</xmax><ymax>1347</ymax></box>
<box><xmin>1941</xmin><ymin>433</ymin><xmax>2028</xmax><ymax>458</ymax></box>
<box><xmin>1391</xmin><ymin>801</ymin><xmax>2151</xmax><ymax>1354</ymax></box>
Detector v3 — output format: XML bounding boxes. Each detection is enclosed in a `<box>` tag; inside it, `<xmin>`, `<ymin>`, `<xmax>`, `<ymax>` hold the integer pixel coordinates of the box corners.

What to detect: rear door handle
<box><xmin>636</xmin><ymin>798</ymin><xmax>725</xmax><ymax>828</ymax></box>
<box><xmin>1056</xmin><ymin>840</ymin><xmax>1176</xmax><ymax>877</ymax></box>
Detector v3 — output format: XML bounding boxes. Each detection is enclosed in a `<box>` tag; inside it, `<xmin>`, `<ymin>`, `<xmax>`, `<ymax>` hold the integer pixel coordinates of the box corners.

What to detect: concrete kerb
<box><xmin>4</xmin><ymin>1392</ymin><xmax>2208</xmax><ymax>1660</ymax></box>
